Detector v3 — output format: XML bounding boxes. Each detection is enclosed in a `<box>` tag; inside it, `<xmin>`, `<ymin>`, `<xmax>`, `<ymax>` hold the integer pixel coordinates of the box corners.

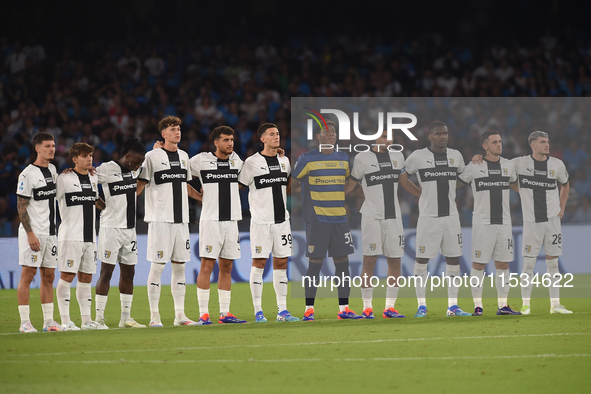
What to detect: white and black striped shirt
<box><xmin>57</xmin><ymin>171</ymin><xmax>99</xmax><ymax>242</ymax></box>
<box><xmin>513</xmin><ymin>155</ymin><xmax>568</xmax><ymax>223</ymax></box>
<box><xmin>405</xmin><ymin>147</ymin><xmax>466</xmax><ymax>218</ymax></box>
<box><xmin>238</xmin><ymin>152</ymin><xmax>290</xmax><ymax>224</ymax></box>
<box><xmin>139</xmin><ymin>148</ymin><xmax>191</xmax><ymax>224</ymax></box>
<box><xmin>191</xmin><ymin>151</ymin><xmax>243</xmax><ymax>222</ymax></box>
<box><xmin>16</xmin><ymin>164</ymin><xmax>58</xmax><ymax>236</ymax></box>
<box><xmin>97</xmin><ymin>161</ymin><xmax>141</xmax><ymax>229</ymax></box>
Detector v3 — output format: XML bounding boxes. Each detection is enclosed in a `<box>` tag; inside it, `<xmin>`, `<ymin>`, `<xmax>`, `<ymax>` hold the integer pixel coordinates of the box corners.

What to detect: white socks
<box><xmin>250</xmin><ymin>267</ymin><xmax>264</xmax><ymax>314</ymax></box>
<box><xmin>447</xmin><ymin>264</ymin><xmax>461</xmax><ymax>307</ymax></box>
<box><xmin>470</xmin><ymin>268</ymin><xmax>485</xmax><ymax>308</ymax></box>
<box><xmin>76</xmin><ymin>282</ymin><xmax>92</xmax><ymax>325</ymax></box>
<box><xmin>18</xmin><ymin>305</ymin><xmax>30</xmax><ymax>325</ymax></box>
<box><xmin>547</xmin><ymin>259</ymin><xmax>561</xmax><ymax>308</ymax></box>
<box><xmin>521</xmin><ymin>257</ymin><xmax>536</xmax><ymax>306</ymax></box>
<box><xmin>385</xmin><ymin>286</ymin><xmax>399</xmax><ymax>310</ymax></box>
<box><xmin>95</xmin><ymin>294</ymin><xmax>107</xmax><ymax>320</ymax></box>
<box><xmin>273</xmin><ymin>269</ymin><xmax>288</xmax><ymax>312</ymax></box>
<box><xmin>413</xmin><ymin>262</ymin><xmax>428</xmax><ymax>307</ymax></box>
<box><xmin>147</xmin><ymin>262</ymin><xmax>165</xmax><ymax>322</ymax></box>
<box><xmin>496</xmin><ymin>268</ymin><xmax>510</xmax><ymax>309</ymax></box>
<box><xmin>197</xmin><ymin>287</ymin><xmax>210</xmax><ymax>316</ymax></box>
<box><xmin>219</xmin><ymin>289</ymin><xmax>231</xmax><ymax>315</ymax></box>
<box><xmin>121</xmin><ymin>294</ymin><xmax>133</xmax><ymax>321</ymax></box>
<box><xmin>57</xmin><ymin>279</ymin><xmax>71</xmax><ymax>324</ymax></box>
<box><xmin>171</xmin><ymin>263</ymin><xmax>187</xmax><ymax>320</ymax></box>
<box><xmin>361</xmin><ymin>287</ymin><xmax>373</xmax><ymax>309</ymax></box>
<box><xmin>41</xmin><ymin>303</ymin><xmax>54</xmax><ymax>326</ymax></box>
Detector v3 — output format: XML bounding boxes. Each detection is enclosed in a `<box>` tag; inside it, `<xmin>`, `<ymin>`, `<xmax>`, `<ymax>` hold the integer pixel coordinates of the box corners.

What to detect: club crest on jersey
<box><xmin>308</xmin><ymin>245</ymin><xmax>314</xmax><ymax>253</ymax></box>
<box><xmin>67</xmin><ymin>259</ymin><xmax>74</xmax><ymax>268</ymax></box>
<box><xmin>549</xmin><ymin>170</ymin><xmax>555</xmax><ymax>177</ymax></box>
<box><xmin>449</xmin><ymin>158</ymin><xmax>455</xmax><ymax>166</ymax></box>
<box><xmin>339</xmin><ymin>161</ymin><xmax>344</xmax><ymax>168</ymax></box>
<box><xmin>157</xmin><ymin>251</ymin><xmax>163</xmax><ymax>259</ymax></box>
<box><xmin>104</xmin><ymin>251</ymin><xmax>111</xmax><ymax>259</ymax></box>
<box><xmin>419</xmin><ymin>246</ymin><xmax>426</xmax><ymax>254</ymax></box>
<box><xmin>255</xmin><ymin>246</ymin><xmax>262</xmax><ymax>254</ymax></box>
<box><xmin>205</xmin><ymin>245</ymin><xmax>212</xmax><ymax>253</ymax></box>
<box><xmin>369</xmin><ymin>243</ymin><xmax>376</xmax><ymax>251</ymax></box>
<box><xmin>281</xmin><ymin>163</ymin><xmax>286</xmax><ymax>171</ymax></box>
<box><xmin>392</xmin><ymin>161</ymin><xmax>397</xmax><ymax>167</ymax></box>
<box><xmin>31</xmin><ymin>255</ymin><xmax>38</xmax><ymax>263</ymax></box>
<box><xmin>181</xmin><ymin>160</ymin><xmax>187</xmax><ymax>169</ymax></box>
<box><xmin>475</xmin><ymin>250</ymin><xmax>481</xmax><ymax>258</ymax></box>
<box><xmin>525</xmin><ymin>245</ymin><xmax>531</xmax><ymax>253</ymax></box>
<box><xmin>230</xmin><ymin>160</ymin><xmax>235</xmax><ymax>167</ymax></box>
<box><xmin>502</xmin><ymin>168</ymin><xmax>508</xmax><ymax>176</ymax></box>
<box><xmin>92</xmin><ymin>183</ymin><xmax>97</xmax><ymax>191</ymax></box>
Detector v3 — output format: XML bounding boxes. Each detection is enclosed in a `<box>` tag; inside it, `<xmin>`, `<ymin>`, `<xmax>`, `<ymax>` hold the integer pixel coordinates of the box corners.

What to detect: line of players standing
<box><xmin>15</xmin><ymin>116</ymin><xmax>572</xmax><ymax>333</ymax></box>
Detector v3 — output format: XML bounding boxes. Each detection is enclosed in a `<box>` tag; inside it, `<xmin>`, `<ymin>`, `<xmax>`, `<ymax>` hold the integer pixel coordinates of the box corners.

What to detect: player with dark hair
<box><xmin>191</xmin><ymin>125</ymin><xmax>247</xmax><ymax>324</ymax></box>
<box><xmin>514</xmin><ymin>131</ymin><xmax>571</xmax><ymax>314</ymax></box>
<box><xmin>292</xmin><ymin>120</ymin><xmax>363</xmax><ymax>321</ymax></box>
<box><xmin>56</xmin><ymin>143</ymin><xmax>106</xmax><ymax>330</ymax></box>
<box><xmin>405</xmin><ymin>121</ymin><xmax>470</xmax><ymax>317</ymax></box>
<box><xmin>350</xmin><ymin>129</ymin><xmax>421</xmax><ymax>319</ymax></box>
<box><xmin>16</xmin><ymin>132</ymin><xmax>62</xmax><ymax>332</ymax></box>
<box><xmin>460</xmin><ymin>130</ymin><xmax>521</xmax><ymax>316</ymax></box>
<box><xmin>138</xmin><ymin>116</ymin><xmax>202</xmax><ymax>327</ymax></box>
<box><xmin>239</xmin><ymin>123</ymin><xmax>299</xmax><ymax>323</ymax></box>
<box><xmin>94</xmin><ymin>138</ymin><xmax>147</xmax><ymax>329</ymax></box>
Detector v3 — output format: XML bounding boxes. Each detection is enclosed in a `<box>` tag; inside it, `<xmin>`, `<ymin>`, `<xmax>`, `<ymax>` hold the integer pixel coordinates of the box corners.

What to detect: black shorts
<box><xmin>305</xmin><ymin>221</ymin><xmax>354</xmax><ymax>258</ymax></box>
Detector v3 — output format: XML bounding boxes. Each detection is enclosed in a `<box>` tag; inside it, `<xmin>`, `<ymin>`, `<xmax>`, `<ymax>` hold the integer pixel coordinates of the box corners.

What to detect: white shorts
<box><xmin>471</xmin><ymin>223</ymin><xmax>514</xmax><ymax>263</ymax></box>
<box><xmin>147</xmin><ymin>222</ymin><xmax>191</xmax><ymax>263</ymax></box>
<box><xmin>361</xmin><ymin>216</ymin><xmax>404</xmax><ymax>258</ymax></box>
<box><xmin>199</xmin><ymin>220</ymin><xmax>240</xmax><ymax>260</ymax></box>
<box><xmin>18</xmin><ymin>228</ymin><xmax>58</xmax><ymax>269</ymax></box>
<box><xmin>98</xmin><ymin>227</ymin><xmax>138</xmax><ymax>265</ymax></box>
<box><xmin>59</xmin><ymin>241</ymin><xmax>97</xmax><ymax>274</ymax></box>
<box><xmin>415</xmin><ymin>215</ymin><xmax>463</xmax><ymax>258</ymax></box>
<box><xmin>250</xmin><ymin>221</ymin><xmax>292</xmax><ymax>259</ymax></box>
<box><xmin>522</xmin><ymin>217</ymin><xmax>563</xmax><ymax>257</ymax></box>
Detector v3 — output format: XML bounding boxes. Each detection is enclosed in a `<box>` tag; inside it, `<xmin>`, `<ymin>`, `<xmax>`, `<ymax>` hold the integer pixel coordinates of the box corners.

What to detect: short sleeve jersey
<box><xmin>16</xmin><ymin>164</ymin><xmax>58</xmax><ymax>235</ymax></box>
<box><xmin>405</xmin><ymin>147</ymin><xmax>466</xmax><ymax>217</ymax></box>
<box><xmin>350</xmin><ymin>150</ymin><xmax>406</xmax><ymax>220</ymax></box>
<box><xmin>57</xmin><ymin>171</ymin><xmax>99</xmax><ymax>242</ymax></box>
<box><xmin>190</xmin><ymin>151</ymin><xmax>243</xmax><ymax>221</ymax></box>
<box><xmin>458</xmin><ymin>157</ymin><xmax>517</xmax><ymax>225</ymax></box>
<box><xmin>97</xmin><ymin>161</ymin><xmax>141</xmax><ymax>229</ymax></box>
<box><xmin>513</xmin><ymin>155</ymin><xmax>569</xmax><ymax>223</ymax></box>
<box><xmin>238</xmin><ymin>152</ymin><xmax>290</xmax><ymax>224</ymax></box>
<box><xmin>138</xmin><ymin>148</ymin><xmax>191</xmax><ymax>224</ymax></box>
<box><xmin>292</xmin><ymin>149</ymin><xmax>350</xmax><ymax>223</ymax></box>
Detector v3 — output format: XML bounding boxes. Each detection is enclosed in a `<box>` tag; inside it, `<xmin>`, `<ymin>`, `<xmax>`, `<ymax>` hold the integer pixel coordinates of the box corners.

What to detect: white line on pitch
<box><xmin>5</xmin><ymin>332</ymin><xmax>590</xmax><ymax>357</ymax></box>
<box><xmin>0</xmin><ymin>353</ymin><xmax>589</xmax><ymax>364</ymax></box>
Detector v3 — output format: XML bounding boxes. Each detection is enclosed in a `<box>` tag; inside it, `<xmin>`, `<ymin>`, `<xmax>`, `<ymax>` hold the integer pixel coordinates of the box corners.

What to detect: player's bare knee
<box><xmin>416</xmin><ymin>258</ymin><xmax>429</xmax><ymax>264</ymax></box>
<box><xmin>333</xmin><ymin>256</ymin><xmax>348</xmax><ymax>264</ymax></box>
<box><xmin>494</xmin><ymin>261</ymin><xmax>509</xmax><ymax>270</ymax></box>
<box><xmin>252</xmin><ymin>258</ymin><xmax>267</xmax><ymax>269</ymax></box>
<box><xmin>446</xmin><ymin>257</ymin><xmax>460</xmax><ymax>265</ymax></box>
<box><xmin>219</xmin><ymin>260</ymin><xmax>233</xmax><ymax>275</ymax></box>
<box><xmin>546</xmin><ymin>255</ymin><xmax>558</xmax><ymax>260</ymax></box>
<box><xmin>40</xmin><ymin>268</ymin><xmax>55</xmax><ymax>284</ymax></box>
<box><xmin>20</xmin><ymin>267</ymin><xmax>36</xmax><ymax>283</ymax></box>
<box><xmin>472</xmin><ymin>262</ymin><xmax>486</xmax><ymax>270</ymax></box>
<box><xmin>78</xmin><ymin>272</ymin><xmax>93</xmax><ymax>283</ymax></box>
<box><xmin>273</xmin><ymin>257</ymin><xmax>288</xmax><ymax>270</ymax></box>
<box><xmin>60</xmin><ymin>272</ymin><xmax>76</xmax><ymax>282</ymax></box>
<box><xmin>120</xmin><ymin>265</ymin><xmax>135</xmax><ymax>281</ymax></box>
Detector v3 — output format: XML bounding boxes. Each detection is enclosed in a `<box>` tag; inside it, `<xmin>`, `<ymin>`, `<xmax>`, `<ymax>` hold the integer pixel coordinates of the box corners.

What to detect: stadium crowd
<box><xmin>1</xmin><ymin>32</ymin><xmax>591</xmax><ymax>235</ymax></box>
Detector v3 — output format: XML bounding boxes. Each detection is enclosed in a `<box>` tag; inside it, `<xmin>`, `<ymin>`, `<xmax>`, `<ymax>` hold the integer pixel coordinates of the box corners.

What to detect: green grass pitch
<box><xmin>1</xmin><ymin>277</ymin><xmax>590</xmax><ymax>394</ymax></box>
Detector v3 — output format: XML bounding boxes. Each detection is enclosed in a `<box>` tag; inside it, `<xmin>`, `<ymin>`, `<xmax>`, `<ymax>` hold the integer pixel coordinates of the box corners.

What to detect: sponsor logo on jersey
<box><xmin>31</xmin><ymin>255</ymin><xmax>38</xmax><ymax>263</ymax></box>
<box><xmin>268</xmin><ymin>165</ymin><xmax>282</xmax><ymax>171</ymax></box>
<box><xmin>44</xmin><ymin>176</ymin><xmax>54</xmax><ymax>183</ymax></box>
<box><xmin>205</xmin><ymin>172</ymin><xmax>238</xmax><ymax>179</ymax></box>
<box><xmin>157</xmin><ymin>251</ymin><xmax>163</xmax><ymax>259</ymax></box>
<box><xmin>104</xmin><ymin>251</ymin><xmax>111</xmax><ymax>258</ymax></box>
<box><xmin>419</xmin><ymin>246</ymin><xmax>426</xmax><ymax>254</ymax></box>
<box><xmin>36</xmin><ymin>189</ymin><xmax>57</xmax><ymax>197</ymax></box>
<box><xmin>169</xmin><ymin>161</ymin><xmax>181</xmax><ymax>167</ymax></box>
<box><xmin>67</xmin><ymin>259</ymin><xmax>74</xmax><ymax>268</ymax></box>
<box><xmin>205</xmin><ymin>245</ymin><xmax>212</xmax><ymax>253</ymax></box>
<box><xmin>259</xmin><ymin>176</ymin><xmax>288</xmax><ymax>184</ymax></box>
<box><xmin>475</xmin><ymin>250</ymin><xmax>481</xmax><ymax>258</ymax></box>
<box><xmin>379</xmin><ymin>162</ymin><xmax>391</xmax><ymax>168</ymax></box>
<box><xmin>308</xmin><ymin>245</ymin><xmax>314</xmax><ymax>253</ymax></box>
<box><xmin>255</xmin><ymin>246</ymin><xmax>262</xmax><ymax>254</ymax></box>
<box><xmin>112</xmin><ymin>183</ymin><xmax>136</xmax><ymax>192</ymax></box>
<box><xmin>525</xmin><ymin>245</ymin><xmax>531</xmax><ymax>253</ymax></box>
<box><xmin>369</xmin><ymin>243</ymin><xmax>376</xmax><ymax>251</ymax></box>
<box><xmin>488</xmin><ymin>170</ymin><xmax>501</xmax><ymax>175</ymax></box>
